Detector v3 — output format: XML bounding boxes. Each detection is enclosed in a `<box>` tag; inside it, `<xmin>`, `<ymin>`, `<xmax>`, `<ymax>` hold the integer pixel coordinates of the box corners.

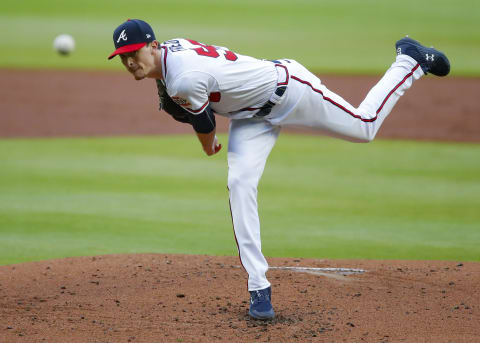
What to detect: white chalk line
<box><xmin>269</xmin><ymin>266</ymin><xmax>366</xmax><ymax>275</ymax></box>
<box><xmin>233</xmin><ymin>265</ymin><xmax>366</xmax><ymax>276</ymax></box>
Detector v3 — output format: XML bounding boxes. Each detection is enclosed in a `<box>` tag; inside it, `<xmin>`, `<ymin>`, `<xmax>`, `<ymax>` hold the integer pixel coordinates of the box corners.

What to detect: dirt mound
<box><xmin>1</xmin><ymin>254</ymin><xmax>479</xmax><ymax>342</ymax></box>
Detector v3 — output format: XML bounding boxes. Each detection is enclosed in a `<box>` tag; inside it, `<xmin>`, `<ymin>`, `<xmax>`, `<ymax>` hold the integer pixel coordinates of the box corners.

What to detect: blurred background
<box><xmin>0</xmin><ymin>0</ymin><xmax>479</xmax><ymax>265</ymax></box>
<box><xmin>1</xmin><ymin>0</ymin><xmax>479</xmax><ymax>74</ymax></box>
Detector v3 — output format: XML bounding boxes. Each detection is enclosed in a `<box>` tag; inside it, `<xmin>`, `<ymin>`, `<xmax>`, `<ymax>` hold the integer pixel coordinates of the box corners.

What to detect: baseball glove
<box><xmin>156</xmin><ymin>79</ymin><xmax>191</xmax><ymax>124</ymax></box>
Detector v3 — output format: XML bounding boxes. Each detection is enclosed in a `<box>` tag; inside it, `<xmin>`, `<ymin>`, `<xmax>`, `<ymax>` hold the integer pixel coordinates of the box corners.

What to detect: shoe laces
<box><xmin>251</xmin><ymin>289</ymin><xmax>270</xmax><ymax>304</ymax></box>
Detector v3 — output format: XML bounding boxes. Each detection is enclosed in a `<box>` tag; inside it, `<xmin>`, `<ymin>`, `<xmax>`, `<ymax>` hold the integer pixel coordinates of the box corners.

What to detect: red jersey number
<box><xmin>187</xmin><ymin>39</ymin><xmax>238</xmax><ymax>61</ymax></box>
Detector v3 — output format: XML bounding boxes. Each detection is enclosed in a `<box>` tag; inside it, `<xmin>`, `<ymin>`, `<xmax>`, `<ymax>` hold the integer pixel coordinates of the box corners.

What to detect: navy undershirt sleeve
<box><xmin>189</xmin><ymin>105</ymin><xmax>216</xmax><ymax>134</ymax></box>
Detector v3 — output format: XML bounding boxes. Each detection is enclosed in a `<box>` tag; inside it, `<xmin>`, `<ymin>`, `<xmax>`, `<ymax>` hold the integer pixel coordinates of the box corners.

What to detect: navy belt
<box><xmin>254</xmin><ymin>60</ymin><xmax>290</xmax><ymax>117</ymax></box>
<box><xmin>254</xmin><ymin>86</ymin><xmax>287</xmax><ymax>117</ymax></box>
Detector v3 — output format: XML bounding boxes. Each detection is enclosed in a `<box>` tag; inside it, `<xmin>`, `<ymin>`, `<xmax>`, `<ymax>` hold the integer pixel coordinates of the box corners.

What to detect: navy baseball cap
<box><xmin>108</xmin><ymin>19</ymin><xmax>156</xmax><ymax>60</ymax></box>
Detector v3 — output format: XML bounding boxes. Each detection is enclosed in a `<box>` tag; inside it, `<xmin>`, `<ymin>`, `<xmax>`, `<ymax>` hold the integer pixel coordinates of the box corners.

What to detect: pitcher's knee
<box><xmin>358</xmin><ymin>133</ymin><xmax>375</xmax><ymax>143</ymax></box>
<box><xmin>355</xmin><ymin>126</ymin><xmax>377</xmax><ymax>143</ymax></box>
<box><xmin>228</xmin><ymin>170</ymin><xmax>258</xmax><ymax>191</ymax></box>
<box><xmin>347</xmin><ymin>131</ymin><xmax>375</xmax><ymax>143</ymax></box>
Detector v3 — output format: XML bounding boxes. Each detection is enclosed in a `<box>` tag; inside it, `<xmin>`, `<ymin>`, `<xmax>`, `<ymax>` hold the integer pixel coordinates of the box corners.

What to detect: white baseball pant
<box><xmin>227</xmin><ymin>55</ymin><xmax>424</xmax><ymax>291</ymax></box>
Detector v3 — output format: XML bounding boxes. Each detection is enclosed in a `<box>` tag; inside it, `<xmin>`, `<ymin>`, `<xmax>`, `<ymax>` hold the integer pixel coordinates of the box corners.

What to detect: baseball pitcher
<box><xmin>108</xmin><ymin>19</ymin><xmax>450</xmax><ymax>320</ymax></box>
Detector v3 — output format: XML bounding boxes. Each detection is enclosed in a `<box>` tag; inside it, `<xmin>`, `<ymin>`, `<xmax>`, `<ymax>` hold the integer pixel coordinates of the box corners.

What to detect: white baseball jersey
<box><xmin>159</xmin><ymin>39</ymin><xmax>278</xmax><ymax>119</ymax></box>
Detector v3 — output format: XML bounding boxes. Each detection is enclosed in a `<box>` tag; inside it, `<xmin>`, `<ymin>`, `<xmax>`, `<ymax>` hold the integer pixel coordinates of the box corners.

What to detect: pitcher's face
<box><xmin>120</xmin><ymin>42</ymin><xmax>157</xmax><ymax>80</ymax></box>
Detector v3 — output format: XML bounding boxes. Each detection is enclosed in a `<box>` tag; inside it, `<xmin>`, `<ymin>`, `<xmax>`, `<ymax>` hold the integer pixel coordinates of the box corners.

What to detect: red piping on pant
<box><xmin>227</xmin><ymin>186</ymin><xmax>248</xmax><ymax>290</ymax></box>
<box><xmin>376</xmin><ymin>63</ymin><xmax>420</xmax><ymax>114</ymax></box>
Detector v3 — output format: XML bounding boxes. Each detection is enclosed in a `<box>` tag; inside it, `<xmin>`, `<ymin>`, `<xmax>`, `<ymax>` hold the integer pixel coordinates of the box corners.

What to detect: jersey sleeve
<box><xmin>168</xmin><ymin>72</ymin><xmax>215</xmax><ymax>114</ymax></box>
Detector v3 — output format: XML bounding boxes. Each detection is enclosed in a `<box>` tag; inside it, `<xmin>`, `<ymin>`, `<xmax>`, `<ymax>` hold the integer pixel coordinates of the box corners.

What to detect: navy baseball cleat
<box><xmin>395</xmin><ymin>37</ymin><xmax>450</xmax><ymax>76</ymax></box>
<box><xmin>248</xmin><ymin>287</ymin><xmax>275</xmax><ymax>320</ymax></box>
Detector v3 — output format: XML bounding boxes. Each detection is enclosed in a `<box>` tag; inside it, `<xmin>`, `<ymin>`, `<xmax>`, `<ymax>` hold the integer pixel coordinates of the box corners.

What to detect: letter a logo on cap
<box><xmin>117</xmin><ymin>29</ymin><xmax>128</xmax><ymax>43</ymax></box>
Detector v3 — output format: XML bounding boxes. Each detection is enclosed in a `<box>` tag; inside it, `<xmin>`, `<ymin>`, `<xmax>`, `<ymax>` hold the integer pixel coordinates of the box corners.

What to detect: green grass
<box><xmin>1</xmin><ymin>135</ymin><xmax>479</xmax><ymax>265</ymax></box>
<box><xmin>1</xmin><ymin>0</ymin><xmax>479</xmax><ymax>75</ymax></box>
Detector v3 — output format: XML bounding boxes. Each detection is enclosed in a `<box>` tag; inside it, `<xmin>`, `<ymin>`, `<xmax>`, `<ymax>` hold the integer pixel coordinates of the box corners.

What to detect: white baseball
<box><xmin>53</xmin><ymin>34</ymin><xmax>75</xmax><ymax>55</ymax></box>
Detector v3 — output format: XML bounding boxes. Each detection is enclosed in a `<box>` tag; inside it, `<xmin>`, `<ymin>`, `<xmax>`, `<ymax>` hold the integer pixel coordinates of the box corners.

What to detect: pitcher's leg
<box><xmin>227</xmin><ymin>118</ymin><xmax>280</xmax><ymax>291</ymax></box>
<box><xmin>355</xmin><ymin>54</ymin><xmax>424</xmax><ymax>138</ymax></box>
<box><xmin>284</xmin><ymin>55</ymin><xmax>424</xmax><ymax>142</ymax></box>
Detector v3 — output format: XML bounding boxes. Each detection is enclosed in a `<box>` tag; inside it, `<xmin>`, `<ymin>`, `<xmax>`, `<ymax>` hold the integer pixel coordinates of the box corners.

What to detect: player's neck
<box><xmin>146</xmin><ymin>47</ymin><xmax>164</xmax><ymax>80</ymax></box>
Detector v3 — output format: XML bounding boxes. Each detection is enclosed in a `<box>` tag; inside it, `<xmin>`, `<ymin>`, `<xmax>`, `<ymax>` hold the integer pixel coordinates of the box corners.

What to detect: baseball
<box><xmin>53</xmin><ymin>34</ymin><xmax>75</xmax><ymax>55</ymax></box>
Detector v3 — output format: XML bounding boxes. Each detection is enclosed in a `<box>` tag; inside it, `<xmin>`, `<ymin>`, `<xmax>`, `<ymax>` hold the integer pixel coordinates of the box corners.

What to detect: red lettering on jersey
<box><xmin>187</xmin><ymin>39</ymin><xmax>238</xmax><ymax>61</ymax></box>
<box><xmin>187</xmin><ymin>39</ymin><xmax>219</xmax><ymax>58</ymax></box>
<box><xmin>223</xmin><ymin>50</ymin><xmax>238</xmax><ymax>61</ymax></box>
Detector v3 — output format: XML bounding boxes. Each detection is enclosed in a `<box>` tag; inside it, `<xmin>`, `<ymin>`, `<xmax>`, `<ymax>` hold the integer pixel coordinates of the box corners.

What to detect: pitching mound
<box><xmin>1</xmin><ymin>254</ymin><xmax>479</xmax><ymax>342</ymax></box>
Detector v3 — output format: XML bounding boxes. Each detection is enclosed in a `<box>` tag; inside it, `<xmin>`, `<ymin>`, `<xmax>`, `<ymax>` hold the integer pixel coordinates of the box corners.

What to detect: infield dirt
<box><xmin>1</xmin><ymin>254</ymin><xmax>479</xmax><ymax>342</ymax></box>
<box><xmin>1</xmin><ymin>70</ymin><xmax>479</xmax><ymax>141</ymax></box>
<box><xmin>0</xmin><ymin>70</ymin><xmax>479</xmax><ymax>342</ymax></box>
